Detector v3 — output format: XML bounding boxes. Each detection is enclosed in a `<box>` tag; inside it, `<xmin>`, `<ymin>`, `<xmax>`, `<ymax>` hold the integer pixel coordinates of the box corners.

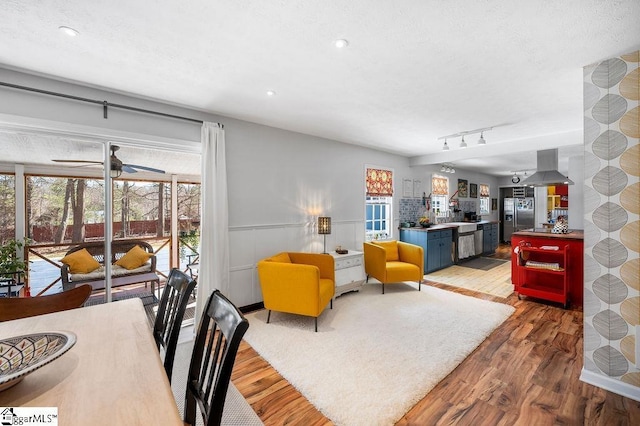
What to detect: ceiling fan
<box><xmin>53</xmin><ymin>145</ymin><xmax>165</xmax><ymax>177</ymax></box>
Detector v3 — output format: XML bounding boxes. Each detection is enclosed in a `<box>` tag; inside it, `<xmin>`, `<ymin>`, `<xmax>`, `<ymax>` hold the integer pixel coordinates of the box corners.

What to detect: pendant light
<box><xmin>442</xmin><ymin>139</ymin><xmax>449</xmax><ymax>151</ymax></box>
<box><xmin>478</xmin><ymin>132</ymin><xmax>486</xmax><ymax>145</ymax></box>
<box><xmin>459</xmin><ymin>136</ymin><xmax>467</xmax><ymax>148</ymax></box>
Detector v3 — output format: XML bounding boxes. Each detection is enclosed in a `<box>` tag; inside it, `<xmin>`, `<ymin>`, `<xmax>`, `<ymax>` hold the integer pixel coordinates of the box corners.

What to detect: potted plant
<box><xmin>0</xmin><ymin>238</ymin><xmax>30</xmax><ymax>281</ymax></box>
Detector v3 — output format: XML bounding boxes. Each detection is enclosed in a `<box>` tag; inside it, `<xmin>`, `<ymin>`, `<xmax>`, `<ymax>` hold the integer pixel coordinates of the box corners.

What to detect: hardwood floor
<box><xmin>231</xmin><ymin>245</ymin><xmax>640</xmax><ymax>425</ymax></box>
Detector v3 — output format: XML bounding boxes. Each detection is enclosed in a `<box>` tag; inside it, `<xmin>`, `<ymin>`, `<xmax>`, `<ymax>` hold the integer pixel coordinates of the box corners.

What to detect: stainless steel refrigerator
<box><xmin>503</xmin><ymin>197</ymin><xmax>535</xmax><ymax>242</ymax></box>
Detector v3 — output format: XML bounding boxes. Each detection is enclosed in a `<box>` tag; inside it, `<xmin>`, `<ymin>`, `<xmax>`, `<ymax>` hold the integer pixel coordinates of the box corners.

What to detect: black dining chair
<box><xmin>153</xmin><ymin>268</ymin><xmax>198</xmax><ymax>383</ymax></box>
<box><xmin>184</xmin><ymin>290</ymin><xmax>249</xmax><ymax>426</ymax></box>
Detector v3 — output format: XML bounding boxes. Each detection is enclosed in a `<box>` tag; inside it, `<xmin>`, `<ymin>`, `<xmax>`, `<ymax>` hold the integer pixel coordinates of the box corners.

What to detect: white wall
<box><xmin>224</xmin><ymin>118</ymin><xmax>412</xmax><ymax>305</ymax></box>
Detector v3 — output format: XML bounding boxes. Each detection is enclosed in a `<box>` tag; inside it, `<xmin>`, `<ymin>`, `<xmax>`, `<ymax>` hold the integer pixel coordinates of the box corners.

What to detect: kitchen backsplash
<box><xmin>399</xmin><ymin>198</ymin><xmax>424</xmax><ymax>222</ymax></box>
<box><xmin>400</xmin><ymin>197</ymin><xmax>479</xmax><ymax>222</ymax></box>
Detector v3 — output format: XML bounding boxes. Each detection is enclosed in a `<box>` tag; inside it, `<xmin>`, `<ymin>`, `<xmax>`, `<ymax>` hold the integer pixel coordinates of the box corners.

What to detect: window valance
<box><xmin>366</xmin><ymin>168</ymin><xmax>393</xmax><ymax>196</ymax></box>
<box><xmin>431</xmin><ymin>176</ymin><xmax>449</xmax><ymax>196</ymax></box>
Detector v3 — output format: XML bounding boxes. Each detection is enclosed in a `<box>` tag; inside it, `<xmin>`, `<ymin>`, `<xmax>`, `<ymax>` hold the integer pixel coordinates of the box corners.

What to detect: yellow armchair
<box><xmin>363</xmin><ymin>240</ymin><xmax>424</xmax><ymax>294</ymax></box>
<box><xmin>257</xmin><ymin>252</ymin><xmax>335</xmax><ymax>332</ymax></box>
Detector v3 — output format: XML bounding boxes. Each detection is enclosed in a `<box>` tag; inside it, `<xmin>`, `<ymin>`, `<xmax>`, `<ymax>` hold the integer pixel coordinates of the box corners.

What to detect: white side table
<box><xmin>329</xmin><ymin>250</ymin><xmax>365</xmax><ymax>298</ymax></box>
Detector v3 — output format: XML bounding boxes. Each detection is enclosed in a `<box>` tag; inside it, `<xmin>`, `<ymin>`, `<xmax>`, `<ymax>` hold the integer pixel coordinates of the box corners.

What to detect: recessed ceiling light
<box><xmin>59</xmin><ymin>26</ymin><xmax>79</xmax><ymax>37</ymax></box>
<box><xmin>266</xmin><ymin>90</ymin><xmax>276</xmax><ymax>96</ymax></box>
<box><xmin>334</xmin><ymin>39</ymin><xmax>349</xmax><ymax>48</ymax></box>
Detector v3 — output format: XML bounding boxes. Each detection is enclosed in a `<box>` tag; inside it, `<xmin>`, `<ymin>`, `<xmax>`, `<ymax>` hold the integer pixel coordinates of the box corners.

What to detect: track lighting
<box><xmin>439</xmin><ymin>164</ymin><xmax>455</xmax><ymax>174</ymax></box>
<box><xmin>437</xmin><ymin>126</ymin><xmax>495</xmax><ymax>150</ymax></box>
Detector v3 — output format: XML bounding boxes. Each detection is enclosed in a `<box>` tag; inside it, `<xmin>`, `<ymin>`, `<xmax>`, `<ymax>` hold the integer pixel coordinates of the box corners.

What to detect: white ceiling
<box><xmin>1</xmin><ymin>0</ymin><xmax>639</xmax><ymax>176</ymax></box>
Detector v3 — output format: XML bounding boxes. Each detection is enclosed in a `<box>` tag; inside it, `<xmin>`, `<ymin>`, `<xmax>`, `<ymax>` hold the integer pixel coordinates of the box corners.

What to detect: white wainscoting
<box><xmin>228</xmin><ymin>220</ymin><xmax>365</xmax><ymax>307</ymax></box>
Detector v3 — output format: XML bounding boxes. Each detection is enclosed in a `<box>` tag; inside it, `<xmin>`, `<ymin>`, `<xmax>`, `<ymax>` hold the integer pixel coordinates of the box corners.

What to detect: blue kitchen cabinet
<box><xmin>429</xmin><ymin>229</ymin><xmax>453</xmax><ymax>273</ymax></box>
<box><xmin>400</xmin><ymin>228</ymin><xmax>452</xmax><ymax>273</ymax></box>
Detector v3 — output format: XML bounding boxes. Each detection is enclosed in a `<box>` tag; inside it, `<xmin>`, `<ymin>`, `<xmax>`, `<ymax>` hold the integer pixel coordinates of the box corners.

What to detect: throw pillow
<box><xmin>115</xmin><ymin>245</ymin><xmax>153</xmax><ymax>270</ymax></box>
<box><xmin>61</xmin><ymin>248</ymin><xmax>102</xmax><ymax>274</ymax></box>
<box><xmin>372</xmin><ymin>240</ymin><xmax>399</xmax><ymax>261</ymax></box>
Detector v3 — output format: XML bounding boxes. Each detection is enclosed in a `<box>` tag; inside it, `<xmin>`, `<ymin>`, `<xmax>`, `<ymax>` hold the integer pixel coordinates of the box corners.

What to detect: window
<box><xmin>479</xmin><ymin>184</ymin><xmax>490</xmax><ymax>215</ymax></box>
<box><xmin>431</xmin><ymin>175</ymin><xmax>449</xmax><ymax>218</ymax></box>
<box><xmin>366</xmin><ymin>196</ymin><xmax>392</xmax><ymax>240</ymax></box>
<box><xmin>365</xmin><ymin>167</ymin><xmax>393</xmax><ymax>240</ymax></box>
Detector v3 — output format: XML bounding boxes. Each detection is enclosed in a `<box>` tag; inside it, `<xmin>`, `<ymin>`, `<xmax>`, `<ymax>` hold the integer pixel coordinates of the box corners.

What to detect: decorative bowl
<box><xmin>0</xmin><ymin>331</ymin><xmax>77</xmax><ymax>392</ymax></box>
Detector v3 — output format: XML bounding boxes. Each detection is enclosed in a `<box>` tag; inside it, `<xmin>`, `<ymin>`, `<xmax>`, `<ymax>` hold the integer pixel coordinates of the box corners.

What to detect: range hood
<box><xmin>521</xmin><ymin>149</ymin><xmax>574</xmax><ymax>187</ymax></box>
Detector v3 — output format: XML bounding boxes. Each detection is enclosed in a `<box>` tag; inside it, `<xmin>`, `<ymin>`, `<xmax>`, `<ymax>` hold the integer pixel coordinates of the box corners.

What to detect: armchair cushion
<box><xmin>269</xmin><ymin>252</ymin><xmax>292</xmax><ymax>263</ymax></box>
<box><xmin>371</xmin><ymin>240</ymin><xmax>399</xmax><ymax>261</ymax></box>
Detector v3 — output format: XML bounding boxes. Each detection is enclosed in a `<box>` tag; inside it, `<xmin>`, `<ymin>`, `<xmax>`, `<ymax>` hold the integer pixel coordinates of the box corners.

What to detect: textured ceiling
<box><xmin>1</xmin><ymin>0</ymin><xmax>639</xmax><ymax>176</ymax></box>
<box><xmin>0</xmin><ymin>130</ymin><xmax>200</xmax><ymax>179</ymax></box>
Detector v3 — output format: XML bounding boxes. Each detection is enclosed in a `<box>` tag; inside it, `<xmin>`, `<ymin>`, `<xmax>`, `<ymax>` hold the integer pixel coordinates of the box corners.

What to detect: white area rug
<box><xmin>244</xmin><ymin>283</ymin><xmax>514</xmax><ymax>426</ymax></box>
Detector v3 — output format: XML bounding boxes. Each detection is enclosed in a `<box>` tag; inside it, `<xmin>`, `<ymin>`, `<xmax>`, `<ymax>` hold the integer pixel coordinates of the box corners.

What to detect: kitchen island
<box><xmin>511</xmin><ymin>228</ymin><xmax>584</xmax><ymax>308</ymax></box>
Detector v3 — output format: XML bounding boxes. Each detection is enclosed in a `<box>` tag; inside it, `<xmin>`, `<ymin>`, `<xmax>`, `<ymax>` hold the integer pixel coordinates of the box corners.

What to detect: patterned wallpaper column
<box><xmin>583</xmin><ymin>50</ymin><xmax>639</xmax><ymax>388</ymax></box>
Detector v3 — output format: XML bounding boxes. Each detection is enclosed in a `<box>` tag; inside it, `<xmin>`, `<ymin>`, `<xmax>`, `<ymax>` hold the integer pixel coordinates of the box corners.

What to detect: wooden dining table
<box><xmin>0</xmin><ymin>298</ymin><xmax>182</xmax><ymax>425</ymax></box>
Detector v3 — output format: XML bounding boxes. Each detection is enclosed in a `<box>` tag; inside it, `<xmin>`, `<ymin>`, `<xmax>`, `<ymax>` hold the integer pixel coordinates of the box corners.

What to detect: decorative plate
<box><xmin>0</xmin><ymin>331</ymin><xmax>77</xmax><ymax>392</ymax></box>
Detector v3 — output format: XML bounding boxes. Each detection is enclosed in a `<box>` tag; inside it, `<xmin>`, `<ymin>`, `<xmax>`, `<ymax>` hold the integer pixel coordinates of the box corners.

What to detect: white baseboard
<box><xmin>580</xmin><ymin>369</ymin><xmax>640</xmax><ymax>402</ymax></box>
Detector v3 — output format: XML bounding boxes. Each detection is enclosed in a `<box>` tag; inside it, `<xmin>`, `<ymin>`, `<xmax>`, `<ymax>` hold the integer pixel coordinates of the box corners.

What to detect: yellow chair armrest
<box><xmin>398</xmin><ymin>241</ymin><xmax>424</xmax><ymax>271</ymax></box>
<box><xmin>363</xmin><ymin>242</ymin><xmax>387</xmax><ymax>281</ymax></box>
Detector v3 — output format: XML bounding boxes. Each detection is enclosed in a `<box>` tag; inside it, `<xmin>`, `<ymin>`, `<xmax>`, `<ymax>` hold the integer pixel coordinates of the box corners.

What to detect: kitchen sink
<box><xmin>449</xmin><ymin>222</ymin><xmax>479</xmax><ymax>233</ymax></box>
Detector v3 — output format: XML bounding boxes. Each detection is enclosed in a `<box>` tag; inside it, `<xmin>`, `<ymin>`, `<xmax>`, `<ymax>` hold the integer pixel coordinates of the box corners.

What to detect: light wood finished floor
<box><xmin>231</xmin><ymin>245</ymin><xmax>640</xmax><ymax>425</ymax></box>
<box><xmin>424</xmin><ymin>260</ymin><xmax>512</xmax><ymax>298</ymax></box>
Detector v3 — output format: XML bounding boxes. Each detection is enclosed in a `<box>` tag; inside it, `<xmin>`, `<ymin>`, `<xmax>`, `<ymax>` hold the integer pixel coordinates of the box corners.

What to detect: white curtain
<box><xmin>195</xmin><ymin>122</ymin><xmax>229</xmax><ymax>324</ymax></box>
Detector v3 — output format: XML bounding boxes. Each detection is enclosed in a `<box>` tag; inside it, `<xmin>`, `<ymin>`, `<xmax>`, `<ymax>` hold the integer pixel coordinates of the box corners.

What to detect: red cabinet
<box><xmin>511</xmin><ymin>232</ymin><xmax>583</xmax><ymax>308</ymax></box>
<box><xmin>554</xmin><ymin>184</ymin><xmax>569</xmax><ymax>208</ymax></box>
<box><xmin>515</xmin><ymin>244</ymin><xmax>569</xmax><ymax>308</ymax></box>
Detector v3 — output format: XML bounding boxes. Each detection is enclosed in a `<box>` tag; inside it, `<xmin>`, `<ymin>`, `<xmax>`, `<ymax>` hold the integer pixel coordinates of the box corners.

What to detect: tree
<box><xmin>54</xmin><ymin>179</ymin><xmax>74</xmax><ymax>243</ymax></box>
<box><xmin>71</xmin><ymin>179</ymin><xmax>86</xmax><ymax>242</ymax></box>
<box><xmin>120</xmin><ymin>181</ymin><xmax>130</xmax><ymax>237</ymax></box>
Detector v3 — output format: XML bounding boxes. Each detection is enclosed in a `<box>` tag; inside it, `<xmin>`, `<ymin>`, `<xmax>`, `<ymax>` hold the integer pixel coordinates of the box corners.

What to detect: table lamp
<box><xmin>317</xmin><ymin>217</ymin><xmax>331</xmax><ymax>254</ymax></box>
